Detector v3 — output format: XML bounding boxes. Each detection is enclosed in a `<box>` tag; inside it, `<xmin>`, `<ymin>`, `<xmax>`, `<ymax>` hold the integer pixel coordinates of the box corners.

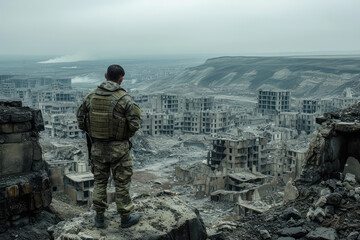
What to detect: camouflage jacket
<box><xmin>76</xmin><ymin>81</ymin><xmax>141</xmax><ymax>139</ymax></box>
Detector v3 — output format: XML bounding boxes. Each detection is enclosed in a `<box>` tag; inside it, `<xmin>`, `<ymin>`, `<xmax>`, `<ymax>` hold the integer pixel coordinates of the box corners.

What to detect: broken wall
<box><xmin>300</xmin><ymin>102</ymin><xmax>360</xmax><ymax>183</ymax></box>
<box><xmin>0</xmin><ymin>100</ymin><xmax>51</xmax><ymax>231</ymax></box>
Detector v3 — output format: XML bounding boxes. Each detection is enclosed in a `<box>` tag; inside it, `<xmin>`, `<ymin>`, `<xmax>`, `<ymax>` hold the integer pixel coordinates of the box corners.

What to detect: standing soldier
<box><xmin>76</xmin><ymin>65</ymin><xmax>141</xmax><ymax>228</ymax></box>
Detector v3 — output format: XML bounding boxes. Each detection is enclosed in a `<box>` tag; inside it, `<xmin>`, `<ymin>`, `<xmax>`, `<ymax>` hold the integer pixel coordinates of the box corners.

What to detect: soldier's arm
<box><xmin>116</xmin><ymin>95</ymin><xmax>141</xmax><ymax>138</ymax></box>
<box><xmin>76</xmin><ymin>102</ymin><xmax>87</xmax><ymax>131</ymax></box>
<box><xmin>76</xmin><ymin>93</ymin><xmax>92</xmax><ymax>131</ymax></box>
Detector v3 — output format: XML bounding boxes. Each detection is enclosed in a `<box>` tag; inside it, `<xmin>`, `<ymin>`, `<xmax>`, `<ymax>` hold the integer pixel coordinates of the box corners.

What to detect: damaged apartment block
<box><xmin>0</xmin><ymin>100</ymin><xmax>51</xmax><ymax>231</ymax></box>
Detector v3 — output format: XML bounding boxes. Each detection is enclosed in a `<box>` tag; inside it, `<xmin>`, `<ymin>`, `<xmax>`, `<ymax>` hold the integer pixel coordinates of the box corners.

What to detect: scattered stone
<box><xmin>321</xmin><ymin>188</ymin><xmax>331</xmax><ymax>196</ymax></box>
<box><xmin>60</xmin><ymin>233</ymin><xmax>82</xmax><ymax>240</ymax></box>
<box><xmin>344</xmin><ymin>173</ymin><xmax>357</xmax><ymax>185</ymax></box>
<box><xmin>277</xmin><ymin>237</ymin><xmax>295</xmax><ymax>240</ymax></box>
<box><xmin>326</xmin><ymin>193</ymin><xmax>342</xmax><ymax>206</ymax></box>
<box><xmin>259</xmin><ymin>229</ymin><xmax>271</xmax><ymax>240</ymax></box>
<box><xmin>355</xmin><ymin>187</ymin><xmax>360</xmax><ymax>194</ymax></box>
<box><xmin>349</xmin><ymin>190</ymin><xmax>355</xmax><ymax>198</ymax></box>
<box><xmin>307</xmin><ymin>208</ymin><xmax>314</xmax><ymax>221</ymax></box>
<box><xmin>277</xmin><ymin>227</ymin><xmax>308</xmax><ymax>238</ymax></box>
<box><xmin>326</xmin><ymin>180</ymin><xmax>337</xmax><ymax>191</ymax></box>
<box><xmin>284</xmin><ymin>178</ymin><xmax>299</xmax><ymax>202</ymax></box>
<box><xmin>315</xmin><ymin>196</ymin><xmax>327</xmax><ymax>208</ymax></box>
<box><xmin>313</xmin><ymin>207</ymin><xmax>326</xmax><ymax>223</ymax></box>
<box><xmin>306</xmin><ymin>227</ymin><xmax>338</xmax><ymax>240</ymax></box>
<box><xmin>354</xmin><ymin>194</ymin><xmax>360</xmax><ymax>201</ymax></box>
<box><xmin>281</xmin><ymin>207</ymin><xmax>301</xmax><ymax>221</ymax></box>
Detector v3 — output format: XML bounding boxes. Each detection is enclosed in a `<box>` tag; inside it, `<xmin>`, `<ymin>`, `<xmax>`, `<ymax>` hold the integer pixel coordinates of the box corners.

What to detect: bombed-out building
<box><xmin>257</xmin><ymin>89</ymin><xmax>291</xmax><ymax>116</ymax></box>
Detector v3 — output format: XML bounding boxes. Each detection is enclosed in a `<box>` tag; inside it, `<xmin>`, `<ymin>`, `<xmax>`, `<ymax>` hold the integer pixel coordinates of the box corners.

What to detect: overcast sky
<box><xmin>0</xmin><ymin>0</ymin><xmax>359</xmax><ymax>60</ymax></box>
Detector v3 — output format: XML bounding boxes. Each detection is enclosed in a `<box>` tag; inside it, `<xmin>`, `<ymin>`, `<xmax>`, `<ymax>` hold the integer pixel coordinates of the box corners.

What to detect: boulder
<box><xmin>344</xmin><ymin>173</ymin><xmax>357</xmax><ymax>185</ymax></box>
<box><xmin>284</xmin><ymin>178</ymin><xmax>299</xmax><ymax>202</ymax></box>
<box><xmin>277</xmin><ymin>227</ymin><xmax>308</xmax><ymax>238</ymax></box>
<box><xmin>259</xmin><ymin>229</ymin><xmax>271</xmax><ymax>240</ymax></box>
<box><xmin>50</xmin><ymin>193</ymin><xmax>207</xmax><ymax>240</ymax></box>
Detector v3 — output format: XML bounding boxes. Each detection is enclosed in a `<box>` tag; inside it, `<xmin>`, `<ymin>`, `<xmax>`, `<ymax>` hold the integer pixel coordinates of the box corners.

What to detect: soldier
<box><xmin>76</xmin><ymin>64</ymin><xmax>141</xmax><ymax>228</ymax></box>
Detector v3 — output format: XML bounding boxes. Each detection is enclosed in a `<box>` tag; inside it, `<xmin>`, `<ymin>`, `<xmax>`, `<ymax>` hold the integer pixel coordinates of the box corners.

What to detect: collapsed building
<box><xmin>300</xmin><ymin>101</ymin><xmax>360</xmax><ymax>183</ymax></box>
<box><xmin>0</xmin><ymin>100</ymin><xmax>51</xmax><ymax>232</ymax></box>
<box><xmin>214</xmin><ymin>101</ymin><xmax>360</xmax><ymax>240</ymax></box>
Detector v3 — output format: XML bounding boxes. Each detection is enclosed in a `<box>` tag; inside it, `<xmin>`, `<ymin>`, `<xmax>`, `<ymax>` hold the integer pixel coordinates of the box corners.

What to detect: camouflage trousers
<box><xmin>91</xmin><ymin>140</ymin><xmax>134</xmax><ymax>218</ymax></box>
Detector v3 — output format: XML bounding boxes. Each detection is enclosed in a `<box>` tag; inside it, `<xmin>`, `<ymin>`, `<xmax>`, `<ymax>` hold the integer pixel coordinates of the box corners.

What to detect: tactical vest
<box><xmin>88</xmin><ymin>88</ymin><xmax>128</xmax><ymax>140</ymax></box>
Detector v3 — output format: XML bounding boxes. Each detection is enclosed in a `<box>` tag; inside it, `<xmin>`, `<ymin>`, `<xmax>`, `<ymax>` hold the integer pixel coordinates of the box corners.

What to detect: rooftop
<box><xmin>65</xmin><ymin>172</ymin><xmax>94</xmax><ymax>182</ymax></box>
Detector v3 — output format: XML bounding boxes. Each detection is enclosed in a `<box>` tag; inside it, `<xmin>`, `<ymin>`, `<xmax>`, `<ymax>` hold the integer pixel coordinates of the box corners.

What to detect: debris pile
<box><xmin>49</xmin><ymin>192</ymin><xmax>207</xmax><ymax>240</ymax></box>
<box><xmin>209</xmin><ymin>102</ymin><xmax>360</xmax><ymax>240</ymax></box>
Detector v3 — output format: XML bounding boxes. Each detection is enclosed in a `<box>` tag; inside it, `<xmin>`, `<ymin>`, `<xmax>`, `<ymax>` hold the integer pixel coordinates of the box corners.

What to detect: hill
<box><xmin>148</xmin><ymin>56</ymin><xmax>360</xmax><ymax>98</ymax></box>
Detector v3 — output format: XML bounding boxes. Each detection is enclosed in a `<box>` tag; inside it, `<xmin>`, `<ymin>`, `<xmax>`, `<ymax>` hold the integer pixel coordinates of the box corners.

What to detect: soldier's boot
<box><xmin>121</xmin><ymin>213</ymin><xmax>140</xmax><ymax>228</ymax></box>
<box><xmin>94</xmin><ymin>213</ymin><xmax>105</xmax><ymax>228</ymax></box>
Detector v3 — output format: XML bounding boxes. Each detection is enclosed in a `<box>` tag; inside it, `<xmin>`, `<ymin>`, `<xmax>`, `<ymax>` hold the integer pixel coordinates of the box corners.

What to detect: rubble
<box><xmin>49</xmin><ymin>192</ymin><xmax>207</xmax><ymax>240</ymax></box>
<box><xmin>207</xmin><ymin>102</ymin><xmax>360</xmax><ymax>239</ymax></box>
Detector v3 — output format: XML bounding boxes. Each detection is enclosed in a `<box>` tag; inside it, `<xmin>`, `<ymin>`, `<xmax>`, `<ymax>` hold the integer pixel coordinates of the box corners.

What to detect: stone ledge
<box><xmin>50</xmin><ymin>192</ymin><xmax>207</xmax><ymax>240</ymax></box>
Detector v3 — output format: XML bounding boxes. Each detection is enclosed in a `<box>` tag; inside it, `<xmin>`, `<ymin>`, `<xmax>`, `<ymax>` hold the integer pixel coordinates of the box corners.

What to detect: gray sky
<box><xmin>1</xmin><ymin>0</ymin><xmax>359</xmax><ymax>60</ymax></box>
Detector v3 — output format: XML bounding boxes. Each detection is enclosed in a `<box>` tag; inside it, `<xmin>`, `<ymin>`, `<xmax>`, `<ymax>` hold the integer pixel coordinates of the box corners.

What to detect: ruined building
<box><xmin>257</xmin><ymin>89</ymin><xmax>291</xmax><ymax>116</ymax></box>
<box><xmin>208</xmin><ymin>132</ymin><xmax>269</xmax><ymax>174</ymax></box>
<box><xmin>0</xmin><ymin>100</ymin><xmax>51</xmax><ymax>231</ymax></box>
<box><xmin>300</xmin><ymin>101</ymin><xmax>360</xmax><ymax>183</ymax></box>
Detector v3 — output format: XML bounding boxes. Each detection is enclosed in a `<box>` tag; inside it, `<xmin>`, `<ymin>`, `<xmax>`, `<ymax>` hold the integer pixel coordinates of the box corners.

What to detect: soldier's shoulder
<box><xmin>84</xmin><ymin>89</ymin><xmax>96</xmax><ymax>99</ymax></box>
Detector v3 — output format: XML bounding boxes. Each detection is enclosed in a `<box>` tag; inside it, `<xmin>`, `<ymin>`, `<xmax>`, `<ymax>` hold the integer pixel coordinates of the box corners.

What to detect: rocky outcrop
<box><xmin>0</xmin><ymin>100</ymin><xmax>51</xmax><ymax>233</ymax></box>
<box><xmin>49</xmin><ymin>192</ymin><xmax>207</xmax><ymax>240</ymax></box>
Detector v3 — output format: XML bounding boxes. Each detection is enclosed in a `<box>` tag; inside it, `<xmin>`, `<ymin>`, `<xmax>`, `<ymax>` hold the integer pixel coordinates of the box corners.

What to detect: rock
<box><xmin>51</xmin><ymin>193</ymin><xmax>207</xmax><ymax>240</ymax></box>
<box><xmin>326</xmin><ymin>193</ymin><xmax>342</xmax><ymax>206</ymax></box>
<box><xmin>354</xmin><ymin>194</ymin><xmax>360</xmax><ymax>201</ymax></box>
<box><xmin>78</xmin><ymin>233</ymin><xmax>97</xmax><ymax>240</ymax></box>
<box><xmin>349</xmin><ymin>190</ymin><xmax>355</xmax><ymax>198</ymax></box>
<box><xmin>60</xmin><ymin>234</ymin><xmax>82</xmax><ymax>240</ymax></box>
<box><xmin>343</xmin><ymin>157</ymin><xmax>360</xmax><ymax>182</ymax></box>
<box><xmin>306</xmin><ymin>208</ymin><xmax>314</xmax><ymax>221</ymax></box>
<box><xmin>313</xmin><ymin>207</ymin><xmax>326</xmax><ymax>223</ymax></box>
<box><xmin>344</xmin><ymin>173</ymin><xmax>357</xmax><ymax>185</ymax></box>
<box><xmin>321</xmin><ymin>188</ymin><xmax>331</xmax><ymax>196</ymax></box>
<box><xmin>355</xmin><ymin>187</ymin><xmax>360</xmax><ymax>194</ymax></box>
<box><xmin>259</xmin><ymin>229</ymin><xmax>271</xmax><ymax>240</ymax></box>
<box><xmin>326</xmin><ymin>180</ymin><xmax>337</xmax><ymax>191</ymax></box>
<box><xmin>284</xmin><ymin>178</ymin><xmax>299</xmax><ymax>202</ymax></box>
<box><xmin>315</xmin><ymin>196</ymin><xmax>327</xmax><ymax>208</ymax></box>
<box><xmin>281</xmin><ymin>207</ymin><xmax>301</xmax><ymax>221</ymax></box>
<box><xmin>306</xmin><ymin>227</ymin><xmax>338</xmax><ymax>240</ymax></box>
<box><xmin>347</xmin><ymin>231</ymin><xmax>359</xmax><ymax>240</ymax></box>
<box><xmin>344</xmin><ymin>182</ymin><xmax>355</xmax><ymax>191</ymax></box>
<box><xmin>277</xmin><ymin>227</ymin><xmax>308</xmax><ymax>238</ymax></box>
<box><xmin>277</xmin><ymin>238</ymin><xmax>295</xmax><ymax>240</ymax></box>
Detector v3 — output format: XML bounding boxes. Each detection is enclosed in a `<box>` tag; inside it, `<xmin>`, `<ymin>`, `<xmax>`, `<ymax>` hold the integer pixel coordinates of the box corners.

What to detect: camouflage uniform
<box><xmin>77</xmin><ymin>81</ymin><xmax>141</xmax><ymax>218</ymax></box>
